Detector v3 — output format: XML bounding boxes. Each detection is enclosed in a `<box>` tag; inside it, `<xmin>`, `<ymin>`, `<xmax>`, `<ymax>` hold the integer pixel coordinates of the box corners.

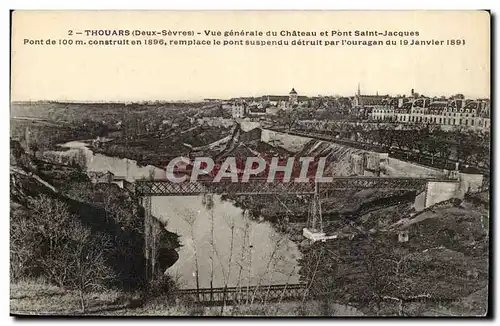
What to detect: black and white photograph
<box><xmin>9</xmin><ymin>10</ymin><xmax>491</xmax><ymax>317</ymax></box>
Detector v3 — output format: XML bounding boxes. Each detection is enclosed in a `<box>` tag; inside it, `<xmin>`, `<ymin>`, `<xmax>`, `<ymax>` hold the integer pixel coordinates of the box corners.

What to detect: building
<box><xmin>289</xmin><ymin>88</ymin><xmax>298</xmax><ymax>105</ymax></box>
<box><xmin>352</xmin><ymin>83</ymin><xmax>390</xmax><ymax>108</ymax></box>
<box><xmin>229</xmin><ymin>88</ymin><xmax>308</xmax><ymax>119</ymax></box>
<box><xmin>370</xmin><ymin>106</ymin><xmax>396</xmax><ymax>121</ymax></box>
<box><xmin>369</xmin><ymin>93</ymin><xmax>490</xmax><ymax>131</ymax></box>
<box><xmin>351</xmin><ymin>84</ymin><xmax>392</xmax><ymax>119</ymax></box>
<box><xmin>248</xmin><ymin>104</ymin><xmax>267</xmax><ymax>118</ymax></box>
<box><xmin>262</xmin><ymin>88</ymin><xmax>308</xmax><ymax>109</ymax></box>
<box><xmin>350</xmin><ymin>153</ymin><xmax>365</xmax><ymax>175</ymax></box>
<box><xmin>263</xmin><ymin>95</ymin><xmax>289</xmax><ymax>107</ymax></box>
<box><xmin>88</xmin><ymin>171</ymin><xmax>115</xmax><ymax>184</ymax></box>
<box><xmin>231</xmin><ymin>103</ymin><xmax>247</xmax><ymax>118</ymax></box>
<box><xmin>398</xmin><ymin>230</ymin><xmax>410</xmax><ymax>243</ymax></box>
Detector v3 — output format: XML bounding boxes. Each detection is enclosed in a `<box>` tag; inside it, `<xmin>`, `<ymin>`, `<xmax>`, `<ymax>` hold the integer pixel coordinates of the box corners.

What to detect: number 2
<box><xmin>68</xmin><ymin>30</ymin><xmax>73</xmax><ymax>36</ymax></box>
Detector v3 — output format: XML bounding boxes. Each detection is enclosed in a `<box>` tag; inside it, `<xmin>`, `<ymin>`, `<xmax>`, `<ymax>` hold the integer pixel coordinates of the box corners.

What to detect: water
<box><xmin>53</xmin><ymin>141</ymin><xmax>302</xmax><ymax>289</ymax></box>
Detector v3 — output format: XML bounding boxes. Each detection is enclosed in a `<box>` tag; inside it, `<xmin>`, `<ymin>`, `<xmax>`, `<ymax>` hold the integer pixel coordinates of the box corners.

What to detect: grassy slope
<box><xmin>11</xmin><ymin>280</ymin><xmax>365</xmax><ymax>316</ymax></box>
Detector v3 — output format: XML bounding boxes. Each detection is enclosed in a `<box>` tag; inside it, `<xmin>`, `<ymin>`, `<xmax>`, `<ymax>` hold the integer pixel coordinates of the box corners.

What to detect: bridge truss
<box><xmin>173</xmin><ymin>282</ymin><xmax>456</xmax><ymax>307</ymax></box>
<box><xmin>134</xmin><ymin>177</ymin><xmax>430</xmax><ymax>196</ymax></box>
<box><xmin>173</xmin><ymin>283</ymin><xmax>307</xmax><ymax>306</ymax></box>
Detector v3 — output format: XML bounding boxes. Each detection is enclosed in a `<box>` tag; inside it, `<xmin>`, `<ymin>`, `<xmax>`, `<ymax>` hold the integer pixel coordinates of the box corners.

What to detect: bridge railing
<box><xmin>276</xmin><ymin>127</ymin><xmax>488</xmax><ymax>174</ymax></box>
<box><xmin>173</xmin><ymin>283</ymin><xmax>308</xmax><ymax>306</ymax></box>
<box><xmin>172</xmin><ymin>283</ymin><xmax>457</xmax><ymax>307</ymax></box>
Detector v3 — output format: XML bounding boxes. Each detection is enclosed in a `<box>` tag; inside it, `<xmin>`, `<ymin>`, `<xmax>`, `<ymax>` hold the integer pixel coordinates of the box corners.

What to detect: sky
<box><xmin>11</xmin><ymin>11</ymin><xmax>490</xmax><ymax>102</ymax></box>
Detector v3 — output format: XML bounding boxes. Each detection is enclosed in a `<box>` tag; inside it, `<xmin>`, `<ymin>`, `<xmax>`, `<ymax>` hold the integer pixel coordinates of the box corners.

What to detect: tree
<box><xmin>279</xmin><ymin>109</ymin><xmax>299</xmax><ymax>131</ymax></box>
<box><xmin>10</xmin><ymin>195</ymin><xmax>116</xmax><ymax>312</ymax></box>
<box><xmin>71</xmin><ymin>148</ymin><xmax>88</xmax><ymax>170</ymax></box>
<box><xmin>10</xmin><ymin>205</ymin><xmax>38</xmax><ymax>280</ymax></box>
<box><xmin>425</xmin><ymin>137</ymin><xmax>440</xmax><ymax>165</ymax></box>
<box><xmin>220</xmin><ymin>215</ymin><xmax>236</xmax><ymax>314</ymax></box>
<box><xmin>67</xmin><ymin>223</ymin><xmax>115</xmax><ymax>312</ymax></box>
<box><xmin>202</xmin><ymin>193</ymin><xmax>216</xmax><ymax>298</ymax></box>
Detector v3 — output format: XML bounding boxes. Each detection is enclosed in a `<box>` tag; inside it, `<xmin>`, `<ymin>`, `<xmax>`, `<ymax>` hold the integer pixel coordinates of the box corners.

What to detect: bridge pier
<box><xmin>307</xmin><ymin>183</ymin><xmax>322</xmax><ymax>231</ymax></box>
<box><xmin>414</xmin><ymin>181</ymin><xmax>460</xmax><ymax>211</ymax></box>
<box><xmin>413</xmin><ymin>172</ymin><xmax>483</xmax><ymax>211</ymax></box>
<box><xmin>304</xmin><ymin>182</ymin><xmax>329</xmax><ymax>242</ymax></box>
<box><xmin>140</xmin><ymin>196</ymin><xmax>162</xmax><ymax>282</ymax></box>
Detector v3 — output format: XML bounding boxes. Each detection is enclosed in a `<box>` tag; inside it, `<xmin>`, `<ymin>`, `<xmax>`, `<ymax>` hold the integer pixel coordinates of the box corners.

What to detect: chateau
<box><xmin>227</xmin><ymin>85</ymin><xmax>490</xmax><ymax>131</ymax></box>
<box><xmin>356</xmin><ymin>86</ymin><xmax>491</xmax><ymax>131</ymax></box>
<box><xmin>230</xmin><ymin>88</ymin><xmax>307</xmax><ymax>118</ymax></box>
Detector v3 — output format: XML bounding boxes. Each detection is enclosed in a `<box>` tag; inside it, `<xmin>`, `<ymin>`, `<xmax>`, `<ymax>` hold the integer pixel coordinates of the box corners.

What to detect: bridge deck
<box><xmin>172</xmin><ymin>283</ymin><xmax>456</xmax><ymax>307</ymax></box>
<box><xmin>173</xmin><ymin>283</ymin><xmax>307</xmax><ymax>306</ymax></box>
<box><xmin>134</xmin><ymin>177</ymin><xmax>454</xmax><ymax>196</ymax></box>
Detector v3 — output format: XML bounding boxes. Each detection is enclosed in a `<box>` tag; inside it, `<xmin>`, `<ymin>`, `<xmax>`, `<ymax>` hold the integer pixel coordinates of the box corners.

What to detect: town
<box><xmin>201</xmin><ymin>86</ymin><xmax>491</xmax><ymax>131</ymax></box>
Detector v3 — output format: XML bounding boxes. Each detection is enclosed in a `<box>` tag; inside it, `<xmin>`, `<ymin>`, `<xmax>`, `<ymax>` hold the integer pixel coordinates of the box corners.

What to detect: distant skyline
<box><xmin>11</xmin><ymin>11</ymin><xmax>490</xmax><ymax>102</ymax></box>
<box><xmin>10</xmin><ymin>85</ymin><xmax>491</xmax><ymax>103</ymax></box>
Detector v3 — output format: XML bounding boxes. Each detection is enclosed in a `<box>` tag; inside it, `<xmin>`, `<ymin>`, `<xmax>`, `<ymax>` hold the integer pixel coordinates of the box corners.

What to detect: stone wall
<box><xmin>239</xmin><ymin>120</ymin><xmax>262</xmax><ymax>132</ymax></box>
<box><xmin>425</xmin><ymin>181</ymin><xmax>461</xmax><ymax>208</ymax></box>
<box><xmin>383</xmin><ymin>157</ymin><xmax>446</xmax><ymax>178</ymax></box>
<box><xmin>414</xmin><ymin>173</ymin><xmax>485</xmax><ymax>211</ymax></box>
<box><xmin>458</xmin><ymin>173</ymin><xmax>484</xmax><ymax>195</ymax></box>
<box><xmin>261</xmin><ymin>129</ymin><xmax>312</xmax><ymax>153</ymax></box>
<box><xmin>414</xmin><ymin>190</ymin><xmax>427</xmax><ymax>211</ymax></box>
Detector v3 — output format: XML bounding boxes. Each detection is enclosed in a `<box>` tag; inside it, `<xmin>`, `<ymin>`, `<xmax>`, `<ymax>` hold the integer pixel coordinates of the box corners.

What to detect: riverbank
<box><xmin>10</xmin><ymin>140</ymin><xmax>182</xmax><ymax>312</ymax></box>
<box><xmin>88</xmin><ymin>124</ymin><xmax>233</xmax><ymax>169</ymax></box>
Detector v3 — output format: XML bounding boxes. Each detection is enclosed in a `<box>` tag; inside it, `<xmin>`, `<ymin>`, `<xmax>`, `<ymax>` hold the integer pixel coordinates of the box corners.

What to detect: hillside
<box><xmin>298</xmin><ymin>195</ymin><xmax>489</xmax><ymax>316</ymax></box>
<box><xmin>10</xmin><ymin>141</ymin><xmax>180</xmax><ymax>315</ymax></box>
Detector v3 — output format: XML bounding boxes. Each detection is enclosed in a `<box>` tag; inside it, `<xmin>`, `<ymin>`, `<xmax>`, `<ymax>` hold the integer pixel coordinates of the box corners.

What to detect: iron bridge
<box><xmin>172</xmin><ymin>282</ymin><xmax>456</xmax><ymax>307</ymax></box>
<box><xmin>173</xmin><ymin>283</ymin><xmax>307</xmax><ymax>306</ymax></box>
<box><xmin>133</xmin><ymin>177</ymin><xmax>448</xmax><ymax>196</ymax></box>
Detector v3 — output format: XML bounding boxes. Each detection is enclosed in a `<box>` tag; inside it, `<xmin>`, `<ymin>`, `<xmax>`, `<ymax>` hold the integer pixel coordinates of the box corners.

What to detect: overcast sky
<box><xmin>11</xmin><ymin>11</ymin><xmax>490</xmax><ymax>101</ymax></box>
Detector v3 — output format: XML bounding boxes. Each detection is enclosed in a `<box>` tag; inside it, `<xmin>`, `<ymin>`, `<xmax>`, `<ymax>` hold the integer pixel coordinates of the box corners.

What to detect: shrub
<box><xmin>10</xmin><ymin>194</ymin><xmax>116</xmax><ymax>312</ymax></box>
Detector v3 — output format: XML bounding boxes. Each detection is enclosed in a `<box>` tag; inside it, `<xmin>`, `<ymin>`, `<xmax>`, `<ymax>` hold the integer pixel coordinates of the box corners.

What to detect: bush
<box><xmin>10</xmin><ymin>194</ymin><xmax>116</xmax><ymax>312</ymax></box>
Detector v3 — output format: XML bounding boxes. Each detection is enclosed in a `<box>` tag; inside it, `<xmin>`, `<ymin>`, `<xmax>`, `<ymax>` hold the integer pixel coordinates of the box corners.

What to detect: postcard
<box><xmin>10</xmin><ymin>10</ymin><xmax>490</xmax><ymax>317</ymax></box>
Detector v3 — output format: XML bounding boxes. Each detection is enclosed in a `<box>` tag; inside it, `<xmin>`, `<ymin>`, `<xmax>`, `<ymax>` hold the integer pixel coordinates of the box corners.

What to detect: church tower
<box><xmin>355</xmin><ymin>83</ymin><xmax>363</xmax><ymax>107</ymax></box>
<box><xmin>289</xmin><ymin>88</ymin><xmax>298</xmax><ymax>105</ymax></box>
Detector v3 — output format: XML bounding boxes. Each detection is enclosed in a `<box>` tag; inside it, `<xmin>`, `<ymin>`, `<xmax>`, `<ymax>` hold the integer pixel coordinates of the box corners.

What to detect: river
<box><xmin>54</xmin><ymin>141</ymin><xmax>302</xmax><ymax>289</ymax></box>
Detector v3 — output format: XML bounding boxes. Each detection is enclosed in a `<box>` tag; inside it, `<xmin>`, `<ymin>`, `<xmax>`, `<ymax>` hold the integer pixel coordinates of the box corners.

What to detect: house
<box><xmin>352</xmin><ymin>84</ymin><xmax>389</xmax><ymax>108</ymax></box>
<box><xmin>398</xmin><ymin>230</ymin><xmax>409</xmax><ymax>243</ymax></box>
<box><xmin>248</xmin><ymin>105</ymin><xmax>267</xmax><ymax>117</ymax></box>
<box><xmin>87</xmin><ymin>171</ymin><xmax>115</xmax><ymax>184</ymax></box>
<box><xmin>266</xmin><ymin>106</ymin><xmax>280</xmax><ymax>115</ymax></box>
<box><xmin>262</xmin><ymin>95</ymin><xmax>289</xmax><ymax>107</ymax></box>
<box><xmin>231</xmin><ymin>103</ymin><xmax>247</xmax><ymax>119</ymax></box>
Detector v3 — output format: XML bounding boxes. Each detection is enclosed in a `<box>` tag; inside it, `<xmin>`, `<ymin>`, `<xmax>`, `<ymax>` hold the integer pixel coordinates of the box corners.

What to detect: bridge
<box><xmin>172</xmin><ymin>282</ymin><xmax>456</xmax><ymax>307</ymax></box>
<box><xmin>133</xmin><ymin>176</ymin><xmax>457</xmax><ymax>280</ymax></box>
<box><xmin>133</xmin><ymin>176</ymin><xmax>448</xmax><ymax>196</ymax></box>
<box><xmin>173</xmin><ymin>283</ymin><xmax>307</xmax><ymax>306</ymax></box>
